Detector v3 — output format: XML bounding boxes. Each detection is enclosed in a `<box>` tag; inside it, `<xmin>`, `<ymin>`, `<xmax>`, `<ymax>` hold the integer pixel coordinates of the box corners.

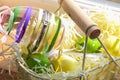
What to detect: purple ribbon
<box><xmin>15</xmin><ymin>7</ymin><xmax>32</xmax><ymax>43</ymax></box>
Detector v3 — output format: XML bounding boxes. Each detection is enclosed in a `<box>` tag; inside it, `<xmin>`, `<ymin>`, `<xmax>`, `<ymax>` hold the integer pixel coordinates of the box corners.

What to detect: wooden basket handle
<box><xmin>58</xmin><ymin>0</ymin><xmax>100</xmax><ymax>39</ymax></box>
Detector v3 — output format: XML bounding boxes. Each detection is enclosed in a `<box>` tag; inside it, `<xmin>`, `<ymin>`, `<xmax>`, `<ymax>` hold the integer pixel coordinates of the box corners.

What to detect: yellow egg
<box><xmin>102</xmin><ymin>35</ymin><xmax>120</xmax><ymax>57</ymax></box>
<box><xmin>50</xmin><ymin>53</ymin><xmax>78</xmax><ymax>72</ymax></box>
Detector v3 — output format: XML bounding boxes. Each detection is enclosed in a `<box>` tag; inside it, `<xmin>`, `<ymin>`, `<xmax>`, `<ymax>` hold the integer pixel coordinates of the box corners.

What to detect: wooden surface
<box><xmin>0</xmin><ymin>0</ymin><xmax>59</xmax><ymax>13</ymax></box>
<box><xmin>110</xmin><ymin>0</ymin><xmax>120</xmax><ymax>3</ymax></box>
<box><xmin>0</xmin><ymin>69</ymin><xmax>18</xmax><ymax>80</ymax></box>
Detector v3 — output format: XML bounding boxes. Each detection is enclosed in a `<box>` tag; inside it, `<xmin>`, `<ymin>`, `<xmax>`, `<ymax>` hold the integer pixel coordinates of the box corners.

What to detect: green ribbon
<box><xmin>46</xmin><ymin>16</ymin><xmax>61</xmax><ymax>53</ymax></box>
<box><xmin>7</xmin><ymin>6</ymin><xmax>20</xmax><ymax>34</ymax></box>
